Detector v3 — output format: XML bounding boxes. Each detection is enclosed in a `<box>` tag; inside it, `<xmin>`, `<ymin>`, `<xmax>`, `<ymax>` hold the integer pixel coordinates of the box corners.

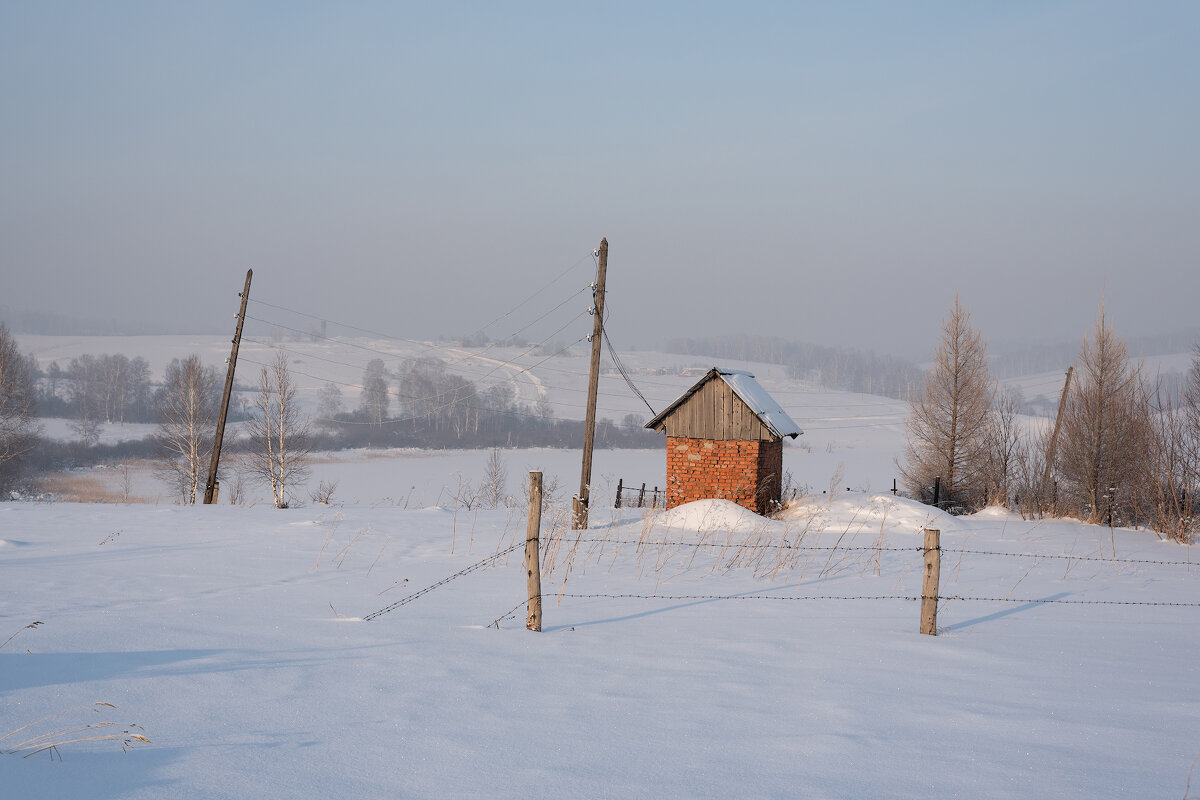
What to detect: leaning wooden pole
<box><xmin>1041</xmin><ymin>366</ymin><xmax>1074</xmax><ymax>515</ymax></box>
<box><xmin>525</xmin><ymin>471</ymin><xmax>544</xmax><ymax>632</ymax></box>
<box><xmin>203</xmin><ymin>269</ymin><xmax>252</xmax><ymax>505</ymax></box>
<box><xmin>573</xmin><ymin>238</ymin><xmax>608</xmax><ymax>529</ymax></box>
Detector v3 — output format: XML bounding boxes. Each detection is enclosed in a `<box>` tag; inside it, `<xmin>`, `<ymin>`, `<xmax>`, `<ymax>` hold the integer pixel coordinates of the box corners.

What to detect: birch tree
<box><xmin>244</xmin><ymin>354</ymin><xmax>311</xmax><ymax>508</ymax></box>
<box><xmin>156</xmin><ymin>355</ymin><xmax>218</xmax><ymax>504</ymax></box>
<box><xmin>901</xmin><ymin>294</ymin><xmax>994</xmax><ymax>510</ymax></box>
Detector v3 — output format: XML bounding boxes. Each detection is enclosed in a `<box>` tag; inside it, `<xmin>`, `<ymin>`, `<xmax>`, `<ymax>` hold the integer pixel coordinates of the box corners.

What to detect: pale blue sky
<box><xmin>2</xmin><ymin>2</ymin><xmax>1197</xmax><ymax>358</ymax></box>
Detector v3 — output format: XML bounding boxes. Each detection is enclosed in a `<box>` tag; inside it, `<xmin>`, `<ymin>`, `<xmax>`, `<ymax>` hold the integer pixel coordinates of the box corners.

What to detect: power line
<box><xmin>239</xmin><ymin>335</ymin><xmax>600</xmax><ymax>426</ymax></box>
<box><xmin>236</xmin><ymin>334</ymin><xmax>912</xmax><ymax>431</ymax></box>
<box><xmin>249</xmin><ymin>302</ymin><xmax>918</xmax><ymax>414</ymax></box>
<box><xmin>460</xmin><ymin>251</ymin><xmax>594</xmax><ymax>342</ymax></box>
<box><xmin>600</xmin><ymin>302</ymin><xmax>656</xmax><ymax>417</ymax></box>
<box><xmin>247</xmin><ymin>251</ymin><xmax>594</xmax><ymax>364</ymax></box>
<box><xmin>244</xmin><ymin>308</ymin><xmax>591</xmax><ymax>387</ymax></box>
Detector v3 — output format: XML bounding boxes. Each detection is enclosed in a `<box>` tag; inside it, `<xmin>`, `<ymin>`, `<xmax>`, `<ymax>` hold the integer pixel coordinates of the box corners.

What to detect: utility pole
<box><xmin>1041</xmin><ymin>366</ymin><xmax>1074</xmax><ymax>515</ymax></box>
<box><xmin>573</xmin><ymin>238</ymin><xmax>608</xmax><ymax>529</ymax></box>
<box><xmin>203</xmin><ymin>269</ymin><xmax>252</xmax><ymax>504</ymax></box>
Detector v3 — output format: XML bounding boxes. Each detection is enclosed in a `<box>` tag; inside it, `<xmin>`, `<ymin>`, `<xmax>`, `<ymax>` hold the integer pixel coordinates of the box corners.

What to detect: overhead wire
<box><xmin>239</xmin><ymin>329</ymin><xmax>671</xmax><ymax>413</ymax></box>
<box><xmin>239</xmin><ymin>321</ymin><xmax>923</xmax><ymax>430</ymax></box>
<box><xmin>250</xmin><ymin>300</ymin><xmax>913</xmax><ymax>416</ymax></box>
<box><xmin>455</xmin><ymin>251</ymin><xmax>594</xmax><ymax>343</ymax></box>
<box><xmin>598</xmin><ymin>298</ymin><xmax>657</xmax><ymax>417</ymax></box>
<box><xmin>246</xmin><ymin>250</ymin><xmax>594</xmax><ymax>363</ymax></box>
<box><xmin>239</xmin><ymin>327</ymin><xmax>605</xmax><ymax>426</ymax></box>
<box><xmin>239</xmin><ymin>323</ymin><xmax>917</xmax><ymax>429</ymax></box>
<box><xmin>238</xmin><ymin>244</ymin><xmax>928</xmax><ymax>428</ymax></box>
<box><xmin>243</xmin><ymin>305</ymin><xmax>591</xmax><ymax>387</ymax></box>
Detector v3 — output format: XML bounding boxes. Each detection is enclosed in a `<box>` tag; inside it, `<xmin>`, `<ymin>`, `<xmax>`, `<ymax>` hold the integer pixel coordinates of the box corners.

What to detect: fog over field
<box><xmin>3</xmin><ymin>3</ymin><xmax>1198</xmax><ymax>358</ymax></box>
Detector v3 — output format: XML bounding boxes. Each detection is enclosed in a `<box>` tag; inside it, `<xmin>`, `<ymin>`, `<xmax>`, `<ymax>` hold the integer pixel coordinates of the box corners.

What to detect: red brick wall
<box><xmin>665</xmin><ymin>436</ymin><xmax>784</xmax><ymax>515</ymax></box>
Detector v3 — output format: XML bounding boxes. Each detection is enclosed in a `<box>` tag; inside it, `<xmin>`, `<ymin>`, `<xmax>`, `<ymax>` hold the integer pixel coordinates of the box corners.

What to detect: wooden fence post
<box><xmin>525</xmin><ymin>472</ymin><xmax>543</xmax><ymax>632</ymax></box>
<box><xmin>638</xmin><ymin>482</ymin><xmax>646</xmax><ymax>508</ymax></box>
<box><xmin>920</xmin><ymin>528</ymin><xmax>941</xmax><ymax>635</ymax></box>
<box><xmin>615</xmin><ymin>478</ymin><xmax>623</xmax><ymax>508</ymax></box>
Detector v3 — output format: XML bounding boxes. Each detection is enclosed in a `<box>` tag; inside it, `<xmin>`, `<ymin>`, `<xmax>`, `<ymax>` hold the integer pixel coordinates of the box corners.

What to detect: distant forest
<box><xmin>317</xmin><ymin>356</ymin><xmax>657</xmax><ymax>451</ymax></box>
<box><xmin>664</xmin><ymin>328</ymin><xmax>1200</xmax><ymax>404</ymax></box>
<box><xmin>11</xmin><ymin>349</ymin><xmax>655</xmax><ymax>483</ymax></box>
<box><xmin>664</xmin><ymin>334</ymin><xmax>923</xmax><ymax>400</ymax></box>
<box><xmin>990</xmin><ymin>327</ymin><xmax>1200</xmax><ymax>379</ymax></box>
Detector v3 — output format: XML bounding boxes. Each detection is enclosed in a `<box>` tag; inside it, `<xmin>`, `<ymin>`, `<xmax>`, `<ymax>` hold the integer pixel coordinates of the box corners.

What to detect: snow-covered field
<box><xmin>3</xmin><ymin>448</ymin><xmax>1199</xmax><ymax>798</ymax></box>
<box><xmin>5</xmin><ymin>335</ymin><xmax>1200</xmax><ymax>797</ymax></box>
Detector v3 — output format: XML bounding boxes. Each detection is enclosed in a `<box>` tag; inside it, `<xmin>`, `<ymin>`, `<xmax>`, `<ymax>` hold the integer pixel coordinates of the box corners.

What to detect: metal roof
<box><xmin>645</xmin><ymin>367</ymin><xmax>803</xmax><ymax>440</ymax></box>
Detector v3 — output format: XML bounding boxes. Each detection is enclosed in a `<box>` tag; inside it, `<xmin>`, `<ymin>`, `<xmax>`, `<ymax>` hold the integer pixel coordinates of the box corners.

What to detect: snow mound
<box><xmin>967</xmin><ymin>505</ymin><xmax>1023</xmax><ymax>520</ymax></box>
<box><xmin>653</xmin><ymin>499</ymin><xmax>772</xmax><ymax>532</ymax></box>
<box><xmin>781</xmin><ymin>493</ymin><xmax>968</xmax><ymax>535</ymax></box>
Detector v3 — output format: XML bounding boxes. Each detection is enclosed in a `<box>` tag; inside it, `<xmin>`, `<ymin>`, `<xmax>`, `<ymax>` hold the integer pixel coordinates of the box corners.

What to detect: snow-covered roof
<box><xmin>717</xmin><ymin>369</ymin><xmax>803</xmax><ymax>439</ymax></box>
<box><xmin>645</xmin><ymin>367</ymin><xmax>803</xmax><ymax>440</ymax></box>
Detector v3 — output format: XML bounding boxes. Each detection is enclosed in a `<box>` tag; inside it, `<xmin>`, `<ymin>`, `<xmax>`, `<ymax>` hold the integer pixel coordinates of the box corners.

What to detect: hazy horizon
<box><xmin>3</xmin><ymin>3</ymin><xmax>1197</xmax><ymax>362</ymax></box>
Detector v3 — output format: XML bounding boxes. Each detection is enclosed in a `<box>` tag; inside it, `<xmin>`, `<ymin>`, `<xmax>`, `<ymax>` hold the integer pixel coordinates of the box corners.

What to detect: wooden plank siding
<box><xmin>655</xmin><ymin>377</ymin><xmax>774</xmax><ymax>442</ymax></box>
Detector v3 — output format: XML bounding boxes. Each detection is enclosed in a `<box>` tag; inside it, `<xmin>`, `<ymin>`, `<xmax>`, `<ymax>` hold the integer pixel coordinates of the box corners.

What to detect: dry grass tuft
<box><xmin>525</xmin><ymin>489</ymin><xmax>871</xmax><ymax>594</ymax></box>
<box><xmin>0</xmin><ymin>621</ymin><xmax>43</xmax><ymax>651</ymax></box>
<box><xmin>1</xmin><ymin>702</ymin><xmax>152</xmax><ymax>760</ymax></box>
<box><xmin>38</xmin><ymin>472</ymin><xmax>151</xmax><ymax>504</ymax></box>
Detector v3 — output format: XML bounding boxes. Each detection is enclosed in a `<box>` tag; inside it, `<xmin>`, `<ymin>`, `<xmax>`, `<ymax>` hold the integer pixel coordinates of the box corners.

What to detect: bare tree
<box><xmin>1141</xmin><ymin>381</ymin><xmax>1194</xmax><ymax>541</ymax></box>
<box><xmin>1131</xmin><ymin>346</ymin><xmax>1200</xmax><ymax>541</ymax></box>
<box><xmin>69</xmin><ymin>417</ymin><xmax>102</xmax><ymax>447</ymax></box>
<box><xmin>155</xmin><ymin>355</ymin><xmax>219</xmax><ymax>504</ymax></box>
<box><xmin>99</xmin><ymin>354</ymin><xmax>129</xmax><ymax>424</ymax></box>
<box><xmin>480</xmin><ymin>446</ymin><xmax>508</xmax><ymax>508</ymax></box>
<box><xmin>983</xmin><ymin>387</ymin><xmax>1023</xmax><ymax>507</ymax></box>
<box><xmin>1056</xmin><ymin>307</ymin><xmax>1148</xmax><ymax>524</ymax></box>
<box><xmin>0</xmin><ymin>325</ymin><xmax>40</xmax><ymax>490</ymax></box>
<box><xmin>900</xmin><ymin>294</ymin><xmax>994</xmax><ymax>510</ymax></box>
<box><xmin>1012</xmin><ymin>423</ymin><xmax>1053</xmax><ymax>519</ymax></box>
<box><xmin>244</xmin><ymin>354</ymin><xmax>312</xmax><ymax>508</ymax></box>
<box><xmin>1183</xmin><ymin>343</ymin><xmax>1200</xmax><ymax>483</ymax></box>
<box><xmin>316</xmin><ymin>382</ymin><xmax>343</xmax><ymax>425</ymax></box>
<box><xmin>359</xmin><ymin>359</ymin><xmax>389</xmax><ymax>426</ymax></box>
<box><xmin>67</xmin><ymin>354</ymin><xmax>102</xmax><ymax>424</ymax></box>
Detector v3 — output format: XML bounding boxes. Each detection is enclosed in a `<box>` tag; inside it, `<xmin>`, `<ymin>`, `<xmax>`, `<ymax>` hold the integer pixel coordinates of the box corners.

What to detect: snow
<box><xmin>654</xmin><ymin>498</ymin><xmax>769</xmax><ymax>531</ymax></box>
<box><xmin>3</xmin><ymin>473</ymin><xmax>1199</xmax><ymax>798</ymax></box>
<box><xmin>37</xmin><ymin>418</ymin><xmax>158</xmax><ymax>445</ymax></box>
<box><xmin>718</xmin><ymin>368</ymin><xmax>804</xmax><ymax>439</ymax></box>
<box><xmin>5</xmin><ymin>335</ymin><xmax>1200</xmax><ymax>797</ymax></box>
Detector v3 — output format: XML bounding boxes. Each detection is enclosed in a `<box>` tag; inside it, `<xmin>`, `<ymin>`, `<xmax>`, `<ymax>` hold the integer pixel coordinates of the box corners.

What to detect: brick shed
<box><xmin>645</xmin><ymin>368</ymin><xmax>802</xmax><ymax>515</ymax></box>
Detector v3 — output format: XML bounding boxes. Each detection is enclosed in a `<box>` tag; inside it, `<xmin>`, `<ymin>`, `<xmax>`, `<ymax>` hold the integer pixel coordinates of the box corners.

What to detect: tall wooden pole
<box><xmin>203</xmin><ymin>269</ymin><xmax>252</xmax><ymax>505</ymax></box>
<box><xmin>1041</xmin><ymin>366</ymin><xmax>1074</xmax><ymax>515</ymax></box>
<box><xmin>525</xmin><ymin>471</ymin><xmax>544</xmax><ymax>632</ymax></box>
<box><xmin>573</xmin><ymin>238</ymin><xmax>608</xmax><ymax>529</ymax></box>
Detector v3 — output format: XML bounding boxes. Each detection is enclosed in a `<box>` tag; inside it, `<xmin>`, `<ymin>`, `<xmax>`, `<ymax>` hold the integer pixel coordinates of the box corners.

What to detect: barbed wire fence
<box><xmin>361</xmin><ymin>512</ymin><xmax>1200</xmax><ymax>633</ymax></box>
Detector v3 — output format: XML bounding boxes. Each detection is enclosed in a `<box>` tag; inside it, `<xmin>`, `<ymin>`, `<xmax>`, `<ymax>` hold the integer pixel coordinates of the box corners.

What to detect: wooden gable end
<box><xmin>654</xmin><ymin>375</ymin><xmax>775</xmax><ymax>442</ymax></box>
